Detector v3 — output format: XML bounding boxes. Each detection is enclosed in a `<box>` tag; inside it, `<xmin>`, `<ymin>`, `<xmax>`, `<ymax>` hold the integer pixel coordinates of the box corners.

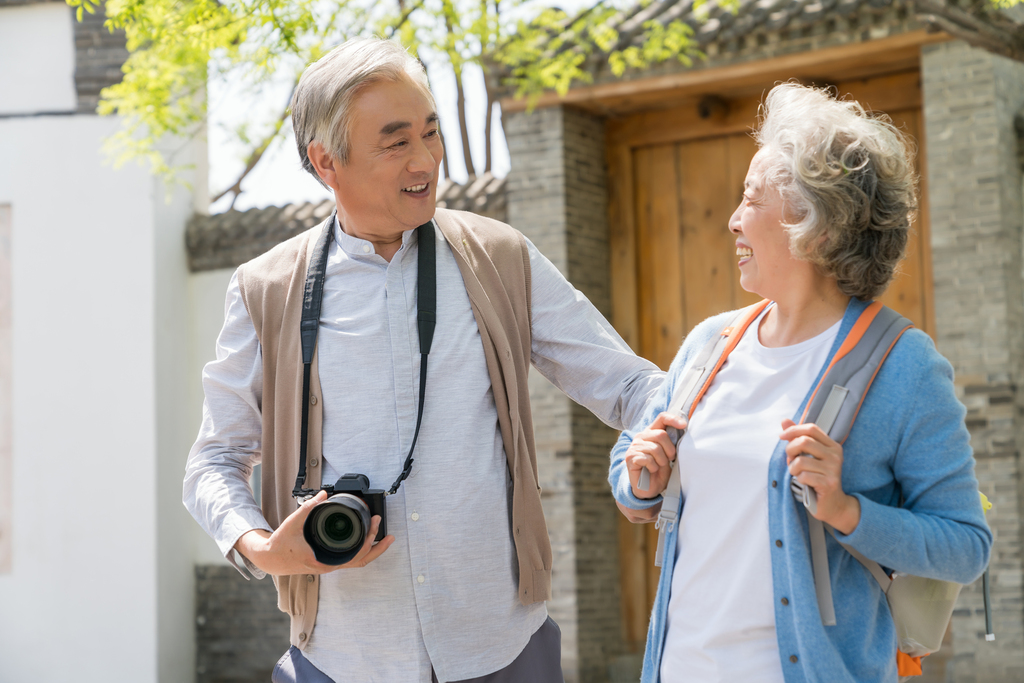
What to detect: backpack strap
<box><xmin>650</xmin><ymin>300</ymin><xmax>772</xmax><ymax>567</ymax></box>
<box><xmin>795</xmin><ymin>302</ymin><xmax>914</xmax><ymax>625</ymax></box>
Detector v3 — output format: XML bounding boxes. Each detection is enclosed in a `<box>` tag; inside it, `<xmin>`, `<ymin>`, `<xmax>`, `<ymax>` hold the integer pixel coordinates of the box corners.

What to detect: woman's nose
<box><xmin>727</xmin><ymin>202</ymin><xmax>743</xmax><ymax>233</ymax></box>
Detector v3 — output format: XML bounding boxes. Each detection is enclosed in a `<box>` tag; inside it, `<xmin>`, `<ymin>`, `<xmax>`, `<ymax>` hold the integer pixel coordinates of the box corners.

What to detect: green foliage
<box><xmin>68</xmin><ymin>0</ymin><xmax>710</xmax><ymax>189</ymax></box>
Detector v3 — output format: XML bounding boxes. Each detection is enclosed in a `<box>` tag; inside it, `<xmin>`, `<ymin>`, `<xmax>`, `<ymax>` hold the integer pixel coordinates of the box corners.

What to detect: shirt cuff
<box><xmin>830</xmin><ymin>492</ymin><xmax>903</xmax><ymax>559</ymax></box>
<box><xmin>217</xmin><ymin>508</ymin><xmax>273</xmax><ymax>580</ymax></box>
<box><xmin>613</xmin><ymin>468</ymin><xmax>663</xmax><ymax>510</ymax></box>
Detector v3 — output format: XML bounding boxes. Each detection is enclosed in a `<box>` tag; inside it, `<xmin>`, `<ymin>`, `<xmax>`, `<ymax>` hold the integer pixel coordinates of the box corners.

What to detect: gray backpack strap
<box><xmin>793</xmin><ymin>303</ymin><xmax>913</xmax><ymax>625</ymax></box>
<box><xmin>647</xmin><ymin>301</ymin><xmax>772</xmax><ymax>567</ymax></box>
<box><xmin>651</xmin><ymin>321</ymin><xmax>734</xmax><ymax>567</ymax></box>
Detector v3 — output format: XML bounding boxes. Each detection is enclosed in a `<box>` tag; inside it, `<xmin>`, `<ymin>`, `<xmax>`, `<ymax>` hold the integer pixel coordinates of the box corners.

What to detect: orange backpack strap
<box><xmin>649</xmin><ymin>300</ymin><xmax>771</xmax><ymax>567</ymax></box>
<box><xmin>897</xmin><ymin>651</ymin><xmax>925</xmax><ymax>677</ymax></box>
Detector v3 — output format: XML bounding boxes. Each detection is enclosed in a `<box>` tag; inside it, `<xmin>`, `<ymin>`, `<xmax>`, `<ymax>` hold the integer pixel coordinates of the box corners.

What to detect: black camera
<box><xmin>303</xmin><ymin>473</ymin><xmax>387</xmax><ymax>565</ymax></box>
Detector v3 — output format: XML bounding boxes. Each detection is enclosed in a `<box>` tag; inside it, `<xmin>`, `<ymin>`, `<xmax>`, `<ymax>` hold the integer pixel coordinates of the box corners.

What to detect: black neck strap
<box><xmin>293</xmin><ymin>215</ymin><xmax>437</xmax><ymax>499</ymax></box>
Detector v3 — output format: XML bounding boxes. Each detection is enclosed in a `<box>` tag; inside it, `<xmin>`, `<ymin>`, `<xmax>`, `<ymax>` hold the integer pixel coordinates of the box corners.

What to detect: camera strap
<box><xmin>292</xmin><ymin>214</ymin><xmax>437</xmax><ymax>500</ymax></box>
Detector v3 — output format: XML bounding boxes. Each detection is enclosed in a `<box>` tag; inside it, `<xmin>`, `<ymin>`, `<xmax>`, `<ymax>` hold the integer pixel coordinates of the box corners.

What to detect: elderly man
<box><xmin>184</xmin><ymin>37</ymin><xmax>663</xmax><ymax>683</ymax></box>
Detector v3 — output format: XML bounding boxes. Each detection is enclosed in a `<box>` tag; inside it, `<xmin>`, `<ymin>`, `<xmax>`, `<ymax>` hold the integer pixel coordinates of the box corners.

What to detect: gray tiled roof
<box><xmin>613</xmin><ymin>0</ymin><xmax>896</xmax><ymax>49</ymax></box>
<box><xmin>549</xmin><ymin>0</ymin><xmax>915</xmax><ymax>86</ymax></box>
<box><xmin>186</xmin><ymin>173</ymin><xmax>508</xmax><ymax>272</ymax></box>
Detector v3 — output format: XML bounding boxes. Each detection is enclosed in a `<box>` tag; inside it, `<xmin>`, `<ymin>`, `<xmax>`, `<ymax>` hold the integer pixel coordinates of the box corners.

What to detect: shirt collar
<box><xmin>333</xmin><ymin>214</ymin><xmax>419</xmax><ymax>259</ymax></box>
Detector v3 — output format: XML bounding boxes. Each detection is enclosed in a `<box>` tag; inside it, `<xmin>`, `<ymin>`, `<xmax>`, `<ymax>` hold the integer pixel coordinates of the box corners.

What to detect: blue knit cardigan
<box><xmin>609</xmin><ymin>298</ymin><xmax>992</xmax><ymax>683</ymax></box>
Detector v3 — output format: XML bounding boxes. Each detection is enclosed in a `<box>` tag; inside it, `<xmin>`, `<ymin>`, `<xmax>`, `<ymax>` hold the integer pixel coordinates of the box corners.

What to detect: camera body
<box><xmin>324</xmin><ymin>473</ymin><xmax>387</xmax><ymax>539</ymax></box>
<box><xmin>303</xmin><ymin>473</ymin><xmax>387</xmax><ymax>565</ymax></box>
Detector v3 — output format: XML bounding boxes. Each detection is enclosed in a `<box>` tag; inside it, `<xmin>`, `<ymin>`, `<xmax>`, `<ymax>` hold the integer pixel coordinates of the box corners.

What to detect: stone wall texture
<box><xmin>506</xmin><ymin>105</ymin><xmax>626</xmax><ymax>683</ymax></box>
<box><xmin>921</xmin><ymin>39</ymin><xmax>1024</xmax><ymax>683</ymax></box>
<box><xmin>194</xmin><ymin>565</ymin><xmax>290</xmax><ymax>683</ymax></box>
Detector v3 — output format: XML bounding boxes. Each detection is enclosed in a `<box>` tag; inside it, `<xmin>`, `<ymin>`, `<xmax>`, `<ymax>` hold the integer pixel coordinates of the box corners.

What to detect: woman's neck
<box><xmin>758</xmin><ymin>279</ymin><xmax>850</xmax><ymax>348</ymax></box>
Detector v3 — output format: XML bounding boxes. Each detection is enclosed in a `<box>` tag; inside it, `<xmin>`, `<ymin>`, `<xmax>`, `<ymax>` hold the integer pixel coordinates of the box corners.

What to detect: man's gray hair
<box><xmin>754</xmin><ymin>83</ymin><xmax>917</xmax><ymax>300</ymax></box>
<box><xmin>291</xmin><ymin>37</ymin><xmax>436</xmax><ymax>185</ymax></box>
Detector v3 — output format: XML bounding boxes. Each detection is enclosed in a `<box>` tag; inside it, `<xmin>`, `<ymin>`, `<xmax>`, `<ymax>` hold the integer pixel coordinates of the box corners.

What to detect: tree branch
<box><xmin>211</xmin><ymin>94</ymin><xmax>292</xmax><ymax>205</ymax></box>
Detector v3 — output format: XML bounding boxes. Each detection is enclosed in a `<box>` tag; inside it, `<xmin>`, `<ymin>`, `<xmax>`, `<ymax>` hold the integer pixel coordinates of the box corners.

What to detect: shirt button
<box><xmin>299</xmin><ymin>632</ymin><xmax>307</xmax><ymax>642</ymax></box>
<box><xmin>310</xmin><ymin>395</ymin><xmax>317</xmax><ymax>405</ymax></box>
<box><xmin>776</xmin><ymin>540</ymin><xmax>783</xmax><ymax>548</ymax></box>
<box><xmin>307</xmin><ymin>575</ymin><xmax>315</xmax><ymax>583</ymax></box>
<box><xmin>790</xmin><ymin>655</ymin><xmax>798</xmax><ymax>664</ymax></box>
<box><xmin>417</xmin><ymin>575</ymin><xmax>425</xmax><ymax>584</ymax></box>
<box><xmin>781</xmin><ymin>597</ymin><xmax>789</xmax><ymax>605</ymax></box>
<box><xmin>310</xmin><ymin>458</ymin><xmax>318</xmax><ymax>467</ymax></box>
<box><xmin>411</xmin><ymin>512</ymin><xmax>420</xmax><ymax>521</ymax></box>
<box><xmin>362</xmin><ymin>244</ymin><xmax>371</xmax><ymax>253</ymax></box>
<box><xmin>772</xmin><ymin>480</ymin><xmax>778</xmax><ymax>488</ymax></box>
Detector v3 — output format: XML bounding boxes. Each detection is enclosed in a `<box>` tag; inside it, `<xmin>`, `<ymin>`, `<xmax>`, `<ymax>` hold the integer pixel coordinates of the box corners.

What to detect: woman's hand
<box><xmin>624</xmin><ymin>412</ymin><xmax>688</xmax><ymax>500</ymax></box>
<box><xmin>781</xmin><ymin>419</ymin><xmax>861</xmax><ymax>534</ymax></box>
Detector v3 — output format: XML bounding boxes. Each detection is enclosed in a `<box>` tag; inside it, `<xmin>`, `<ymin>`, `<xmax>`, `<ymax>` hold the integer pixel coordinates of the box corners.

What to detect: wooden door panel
<box><xmin>678</xmin><ymin>137</ymin><xmax>737</xmax><ymax>334</ymax></box>
<box><xmin>635</xmin><ymin>145</ymin><xmax>685</xmax><ymax>371</ymax></box>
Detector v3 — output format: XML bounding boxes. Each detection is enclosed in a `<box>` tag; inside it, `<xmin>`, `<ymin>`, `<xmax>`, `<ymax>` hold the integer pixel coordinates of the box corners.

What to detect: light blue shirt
<box><xmin>185</xmin><ymin>216</ymin><xmax>664</xmax><ymax>682</ymax></box>
<box><xmin>610</xmin><ymin>297</ymin><xmax>992</xmax><ymax>683</ymax></box>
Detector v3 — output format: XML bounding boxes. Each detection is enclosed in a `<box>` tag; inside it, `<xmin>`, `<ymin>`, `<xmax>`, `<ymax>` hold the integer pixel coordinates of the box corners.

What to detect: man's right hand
<box><xmin>234</xmin><ymin>490</ymin><xmax>395</xmax><ymax>576</ymax></box>
<box><xmin>624</xmin><ymin>412</ymin><xmax>687</xmax><ymax>500</ymax></box>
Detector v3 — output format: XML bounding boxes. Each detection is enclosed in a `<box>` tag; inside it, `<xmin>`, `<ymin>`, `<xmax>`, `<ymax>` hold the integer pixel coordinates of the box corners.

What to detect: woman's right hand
<box><xmin>624</xmin><ymin>412</ymin><xmax>688</xmax><ymax>499</ymax></box>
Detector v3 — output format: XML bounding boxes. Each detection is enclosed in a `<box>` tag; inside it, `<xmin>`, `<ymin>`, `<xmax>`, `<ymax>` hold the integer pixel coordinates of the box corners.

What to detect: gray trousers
<box><xmin>272</xmin><ymin>616</ymin><xmax>563</xmax><ymax>683</ymax></box>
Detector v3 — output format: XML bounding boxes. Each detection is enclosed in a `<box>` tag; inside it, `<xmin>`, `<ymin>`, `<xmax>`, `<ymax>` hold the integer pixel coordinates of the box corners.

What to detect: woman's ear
<box><xmin>307</xmin><ymin>141</ymin><xmax>339</xmax><ymax>191</ymax></box>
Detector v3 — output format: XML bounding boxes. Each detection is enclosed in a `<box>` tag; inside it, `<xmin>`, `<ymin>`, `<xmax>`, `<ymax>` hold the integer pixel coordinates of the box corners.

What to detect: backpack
<box><xmin>640</xmin><ymin>299</ymin><xmax>974</xmax><ymax>679</ymax></box>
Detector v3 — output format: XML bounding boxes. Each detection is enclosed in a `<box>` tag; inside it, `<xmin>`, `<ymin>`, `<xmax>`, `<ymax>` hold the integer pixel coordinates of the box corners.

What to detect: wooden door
<box><xmin>608</xmin><ymin>71</ymin><xmax>933</xmax><ymax>652</ymax></box>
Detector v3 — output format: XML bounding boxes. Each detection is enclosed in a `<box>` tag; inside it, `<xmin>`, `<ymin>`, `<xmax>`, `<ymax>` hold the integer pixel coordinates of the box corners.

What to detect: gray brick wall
<box><xmin>921</xmin><ymin>40</ymin><xmax>1024</xmax><ymax>682</ymax></box>
<box><xmin>0</xmin><ymin>1</ymin><xmax>126</xmax><ymax>115</ymax></box>
<box><xmin>506</xmin><ymin>105</ymin><xmax>626</xmax><ymax>683</ymax></box>
<box><xmin>73</xmin><ymin>5</ymin><xmax>128</xmax><ymax>114</ymax></box>
<box><xmin>195</xmin><ymin>565</ymin><xmax>290</xmax><ymax>683</ymax></box>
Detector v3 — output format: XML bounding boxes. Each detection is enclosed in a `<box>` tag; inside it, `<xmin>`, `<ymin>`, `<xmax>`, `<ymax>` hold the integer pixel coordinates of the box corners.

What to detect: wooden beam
<box><xmin>501</xmin><ymin>29</ymin><xmax>947</xmax><ymax>115</ymax></box>
<box><xmin>604</xmin><ymin>70</ymin><xmax>923</xmax><ymax>148</ymax></box>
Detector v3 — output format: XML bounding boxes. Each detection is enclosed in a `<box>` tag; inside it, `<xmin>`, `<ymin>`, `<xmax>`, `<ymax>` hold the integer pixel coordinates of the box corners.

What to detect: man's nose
<box><xmin>408</xmin><ymin>138</ymin><xmax>438</xmax><ymax>175</ymax></box>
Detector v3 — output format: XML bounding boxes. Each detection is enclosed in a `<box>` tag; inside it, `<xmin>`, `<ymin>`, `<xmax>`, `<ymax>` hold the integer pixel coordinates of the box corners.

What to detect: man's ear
<box><xmin>307</xmin><ymin>141</ymin><xmax>340</xmax><ymax>190</ymax></box>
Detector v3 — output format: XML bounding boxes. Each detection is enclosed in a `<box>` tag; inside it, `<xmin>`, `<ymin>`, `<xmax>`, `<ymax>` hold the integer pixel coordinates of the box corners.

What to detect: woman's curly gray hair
<box><xmin>754</xmin><ymin>83</ymin><xmax>917</xmax><ymax>300</ymax></box>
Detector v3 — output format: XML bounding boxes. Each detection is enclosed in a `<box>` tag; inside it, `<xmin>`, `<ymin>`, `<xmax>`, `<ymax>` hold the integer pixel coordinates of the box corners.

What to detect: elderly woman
<box><xmin>609</xmin><ymin>83</ymin><xmax>992</xmax><ymax>683</ymax></box>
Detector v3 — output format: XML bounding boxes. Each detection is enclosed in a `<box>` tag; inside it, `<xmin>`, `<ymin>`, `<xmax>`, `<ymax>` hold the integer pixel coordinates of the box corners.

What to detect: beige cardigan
<box><xmin>236</xmin><ymin>208</ymin><xmax>551</xmax><ymax>648</ymax></box>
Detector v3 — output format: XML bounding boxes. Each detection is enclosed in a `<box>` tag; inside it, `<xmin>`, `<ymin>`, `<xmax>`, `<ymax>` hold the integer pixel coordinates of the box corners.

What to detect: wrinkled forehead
<box><xmin>745</xmin><ymin>147</ymin><xmax>780</xmax><ymax>191</ymax></box>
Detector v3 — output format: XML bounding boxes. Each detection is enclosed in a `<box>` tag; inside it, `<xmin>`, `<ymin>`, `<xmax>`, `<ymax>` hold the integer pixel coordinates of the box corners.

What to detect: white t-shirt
<box><xmin>661</xmin><ymin>307</ymin><xmax>840</xmax><ymax>683</ymax></box>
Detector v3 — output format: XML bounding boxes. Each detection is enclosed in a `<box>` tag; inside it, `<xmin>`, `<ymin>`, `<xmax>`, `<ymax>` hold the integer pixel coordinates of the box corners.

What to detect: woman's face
<box><xmin>728</xmin><ymin>149</ymin><xmax>806</xmax><ymax>299</ymax></box>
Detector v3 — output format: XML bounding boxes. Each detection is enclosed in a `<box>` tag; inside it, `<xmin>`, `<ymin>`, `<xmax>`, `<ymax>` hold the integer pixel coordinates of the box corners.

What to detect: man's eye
<box><xmin>425</xmin><ymin>129</ymin><xmax>439</xmax><ymax>138</ymax></box>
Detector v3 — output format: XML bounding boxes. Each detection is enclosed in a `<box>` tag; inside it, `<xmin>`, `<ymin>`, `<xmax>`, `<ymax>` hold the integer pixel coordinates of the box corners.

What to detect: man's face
<box><xmin>332</xmin><ymin>77</ymin><xmax>443</xmax><ymax>242</ymax></box>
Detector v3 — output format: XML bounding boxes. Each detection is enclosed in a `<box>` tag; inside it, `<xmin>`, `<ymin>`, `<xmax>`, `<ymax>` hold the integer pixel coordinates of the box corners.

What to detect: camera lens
<box><xmin>316</xmin><ymin>507</ymin><xmax>359</xmax><ymax>551</ymax></box>
<box><xmin>303</xmin><ymin>494</ymin><xmax>371</xmax><ymax>565</ymax></box>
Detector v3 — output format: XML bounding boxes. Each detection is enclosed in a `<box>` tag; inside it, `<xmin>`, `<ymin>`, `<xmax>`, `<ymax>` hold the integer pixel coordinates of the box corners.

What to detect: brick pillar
<box><xmin>922</xmin><ymin>40</ymin><xmax>1024</xmax><ymax>682</ymax></box>
<box><xmin>505</xmin><ymin>105</ymin><xmax>625</xmax><ymax>683</ymax></box>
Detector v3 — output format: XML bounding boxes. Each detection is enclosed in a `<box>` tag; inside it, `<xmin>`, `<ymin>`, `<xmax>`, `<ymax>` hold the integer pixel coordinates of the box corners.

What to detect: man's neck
<box><xmin>336</xmin><ymin>213</ymin><xmax>406</xmax><ymax>262</ymax></box>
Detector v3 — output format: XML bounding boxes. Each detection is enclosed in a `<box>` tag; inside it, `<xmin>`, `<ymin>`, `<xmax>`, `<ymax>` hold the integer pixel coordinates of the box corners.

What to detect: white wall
<box><xmin>186</xmin><ymin>267</ymin><xmax>236</xmax><ymax>566</ymax></box>
<box><xmin>0</xmin><ymin>114</ymin><xmax>202</xmax><ymax>681</ymax></box>
<box><xmin>0</xmin><ymin>4</ymin><xmax>76</xmax><ymax>115</ymax></box>
<box><xmin>154</xmin><ymin>137</ymin><xmax>206</xmax><ymax>683</ymax></box>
